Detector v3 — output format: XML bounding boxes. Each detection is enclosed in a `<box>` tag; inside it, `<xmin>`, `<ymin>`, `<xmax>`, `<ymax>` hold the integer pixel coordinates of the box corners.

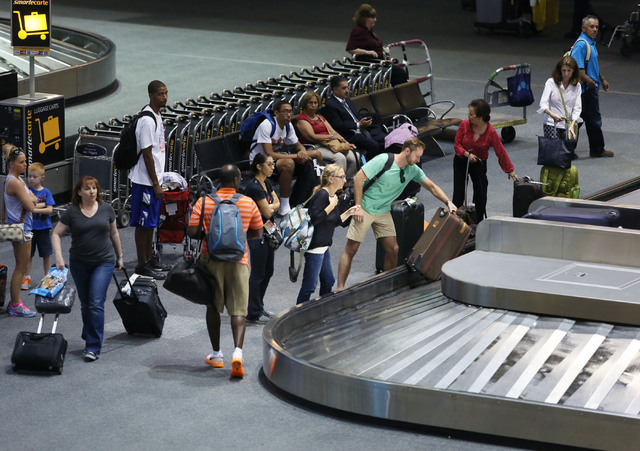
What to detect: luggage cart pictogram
<box><xmin>35</xmin><ymin>116</ymin><xmax>61</xmax><ymax>154</ymax></box>
<box><xmin>13</xmin><ymin>11</ymin><xmax>49</xmax><ymax>41</ymax></box>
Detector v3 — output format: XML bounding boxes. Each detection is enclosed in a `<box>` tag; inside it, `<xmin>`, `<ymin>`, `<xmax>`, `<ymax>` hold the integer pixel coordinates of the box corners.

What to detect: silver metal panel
<box><xmin>441</xmin><ymin>251</ymin><xmax>640</xmax><ymax>326</ymax></box>
<box><xmin>475</xmin><ymin>216</ymin><xmax>640</xmax><ymax>268</ymax></box>
<box><xmin>541</xmin><ymin>263</ymin><xmax>640</xmax><ymax>289</ymax></box>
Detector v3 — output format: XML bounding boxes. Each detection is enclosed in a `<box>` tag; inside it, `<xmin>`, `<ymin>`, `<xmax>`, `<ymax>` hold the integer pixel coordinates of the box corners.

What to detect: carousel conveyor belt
<box><xmin>263</xmin><ymin>198</ymin><xmax>640</xmax><ymax>449</ymax></box>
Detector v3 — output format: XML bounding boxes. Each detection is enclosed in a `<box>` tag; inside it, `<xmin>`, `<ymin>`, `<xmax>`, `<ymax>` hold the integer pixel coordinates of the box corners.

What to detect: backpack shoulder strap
<box><xmin>139</xmin><ymin>106</ymin><xmax>158</xmax><ymax>127</ymax></box>
<box><xmin>229</xmin><ymin>193</ymin><xmax>243</xmax><ymax>204</ymax></box>
<box><xmin>363</xmin><ymin>152</ymin><xmax>394</xmax><ymax>193</ymax></box>
<box><xmin>207</xmin><ymin>192</ymin><xmax>221</xmax><ymax>205</ymax></box>
<box><xmin>572</xmin><ymin>38</ymin><xmax>591</xmax><ymax>67</ymax></box>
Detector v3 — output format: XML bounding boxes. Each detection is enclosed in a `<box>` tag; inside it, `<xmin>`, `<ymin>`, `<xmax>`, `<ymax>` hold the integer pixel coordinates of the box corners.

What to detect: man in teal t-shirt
<box><xmin>337</xmin><ymin>137</ymin><xmax>457</xmax><ymax>289</ymax></box>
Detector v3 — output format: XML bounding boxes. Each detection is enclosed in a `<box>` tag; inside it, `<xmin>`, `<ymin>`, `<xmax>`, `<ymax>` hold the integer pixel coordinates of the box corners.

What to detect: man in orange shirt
<box><xmin>188</xmin><ymin>165</ymin><xmax>263</xmax><ymax>378</ymax></box>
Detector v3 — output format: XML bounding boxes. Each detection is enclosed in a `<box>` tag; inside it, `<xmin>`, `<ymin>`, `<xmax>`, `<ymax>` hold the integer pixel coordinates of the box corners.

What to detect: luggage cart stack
<box><xmin>74</xmin><ymin>54</ymin><xmax>423</xmax><ymax>223</ymax></box>
<box><xmin>73</xmin><ymin>132</ymin><xmax>132</xmax><ymax>228</ymax></box>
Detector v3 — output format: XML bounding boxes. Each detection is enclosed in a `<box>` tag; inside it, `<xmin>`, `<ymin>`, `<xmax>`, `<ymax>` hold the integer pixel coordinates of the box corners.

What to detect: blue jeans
<box><xmin>581</xmin><ymin>88</ymin><xmax>605</xmax><ymax>156</ymax></box>
<box><xmin>248</xmin><ymin>238</ymin><xmax>274</xmax><ymax>319</ymax></box>
<box><xmin>70</xmin><ymin>257</ymin><xmax>115</xmax><ymax>354</ymax></box>
<box><xmin>296</xmin><ymin>249</ymin><xmax>335</xmax><ymax>305</ymax></box>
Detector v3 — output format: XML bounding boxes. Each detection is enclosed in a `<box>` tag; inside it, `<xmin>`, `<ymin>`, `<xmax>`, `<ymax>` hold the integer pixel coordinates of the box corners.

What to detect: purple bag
<box><xmin>384</xmin><ymin>123</ymin><xmax>418</xmax><ymax>149</ymax></box>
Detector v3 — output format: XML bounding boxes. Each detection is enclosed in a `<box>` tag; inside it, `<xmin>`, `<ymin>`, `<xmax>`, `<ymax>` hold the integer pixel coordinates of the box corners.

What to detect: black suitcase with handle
<box><xmin>375</xmin><ymin>198</ymin><xmax>425</xmax><ymax>273</ymax></box>
<box><xmin>513</xmin><ymin>176</ymin><xmax>544</xmax><ymax>218</ymax></box>
<box><xmin>113</xmin><ymin>268</ymin><xmax>167</xmax><ymax>337</ymax></box>
<box><xmin>11</xmin><ymin>313</ymin><xmax>68</xmax><ymax>374</ymax></box>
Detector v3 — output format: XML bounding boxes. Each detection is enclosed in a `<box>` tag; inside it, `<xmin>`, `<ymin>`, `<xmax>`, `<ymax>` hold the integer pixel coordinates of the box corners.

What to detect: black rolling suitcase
<box><xmin>113</xmin><ymin>268</ymin><xmax>167</xmax><ymax>337</ymax></box>
<box><xmin>11</xmin><ymin>313</ymin><xmax>68</xmax><ymax>374</ymax></box>
<box><xmin>513</xmin><ymin>176</ymin><xmax>544</xmax><ymax>218</ymax></box>
<box><xmin>375</xmin><ymin>198</ymin><xmax>425</xmax><ymax>273</ymax></box>
<box><xmin>523</xmin><ymin>206</ymin><xmax>621</xmax><ymax>227</ymax></box>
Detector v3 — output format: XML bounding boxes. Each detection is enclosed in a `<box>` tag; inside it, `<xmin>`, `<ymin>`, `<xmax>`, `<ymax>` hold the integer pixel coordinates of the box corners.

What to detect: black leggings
<box><xmin>452</xmin><ymin>155</ymin><xmax>488</xmax><ymax>221</ymax></box>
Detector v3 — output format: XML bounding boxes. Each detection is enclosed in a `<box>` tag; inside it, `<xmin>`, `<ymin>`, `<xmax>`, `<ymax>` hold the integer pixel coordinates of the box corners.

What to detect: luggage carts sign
<box><xmin>11</xmin><ymin>0</ymin><xmax>52</xmax><ymax>56</ymax></box>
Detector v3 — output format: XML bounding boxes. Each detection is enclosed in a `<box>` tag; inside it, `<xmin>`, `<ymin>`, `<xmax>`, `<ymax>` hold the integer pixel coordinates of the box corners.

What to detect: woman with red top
<box><xmin>296</xmin><ymin>91</ymin><xmax>360</xmax><ymax>178</ymax></box>
<box><xmin>345</xmin><ymin>4</ymin><xmax>408</xmax><ymax>86</ymax></box>
<box><xmin>452</xmin><ymin>99</ymin><xmax>518</xmax><ymax>222</ymax></box>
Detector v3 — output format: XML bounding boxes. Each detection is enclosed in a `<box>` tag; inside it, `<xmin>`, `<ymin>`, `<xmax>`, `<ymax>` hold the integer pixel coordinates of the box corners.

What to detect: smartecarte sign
<box><xmin>11</xmin><ymin>0</ymin><xmax>52</xmax><ymax>56</ymax></box>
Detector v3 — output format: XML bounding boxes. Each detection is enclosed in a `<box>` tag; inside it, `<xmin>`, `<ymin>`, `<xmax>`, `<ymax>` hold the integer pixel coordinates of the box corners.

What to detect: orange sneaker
<box><xmin>230</xmin><ymin>357</ymin><xmax>244</xmax><ymax>378</ymax></box>
<box><xmin>205</xmin><ymin>354</ymin><xmax>224</xmax><ymax>368</ymax></box>
<box><xmin>21</xmin><ymin>277</ymin><xmax>31</xmax><ymax>290</ymax></box>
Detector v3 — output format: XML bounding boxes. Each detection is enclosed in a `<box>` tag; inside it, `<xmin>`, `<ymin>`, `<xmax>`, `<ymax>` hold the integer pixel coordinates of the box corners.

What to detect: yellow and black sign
<box><xmin>11</xmin><ymin>0</ymin><xmax>52</xmax><ymax>56</ymax></box>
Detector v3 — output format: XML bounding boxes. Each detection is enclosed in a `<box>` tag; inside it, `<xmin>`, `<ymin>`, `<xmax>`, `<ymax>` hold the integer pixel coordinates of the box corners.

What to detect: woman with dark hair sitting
<box><xmin>51</xmin><ymin>176</ymin><xmax>124</xmax><ymax>361</ymax></box>
<box><xmin>296</xmin><ymin>91</ymin><xmax>360</xmax><ymax>178</ymax></box>
<box><xmin>452</xmin><ymin>99</ymin><xmax>518</xmax><ymax>222</ymax></box>
<box><xmin>538</xmin><ymin>56</ymin><xmax>582</xmax><ymax>156</ymax></box>
<box><xmin>345</xmin><ymin>3</ymin><xmax>408</xmax><ymax>86</ymax></box>
<box><xmin>244</xmin><ymin>153</ymin><xmax>280</xmax><ymax>324</ymax></box>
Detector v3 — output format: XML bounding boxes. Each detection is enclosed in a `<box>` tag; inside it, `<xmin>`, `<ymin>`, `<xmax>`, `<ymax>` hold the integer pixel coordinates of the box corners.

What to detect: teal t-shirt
<box><xmin>361</xmin><ymin>154</ymin><xmax>426</xmax><ymax>215</ymax></box>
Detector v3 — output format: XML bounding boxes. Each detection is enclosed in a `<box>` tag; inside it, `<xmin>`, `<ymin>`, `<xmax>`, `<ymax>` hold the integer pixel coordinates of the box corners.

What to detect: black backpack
<box><xmin>113</xmin><ymin>109</ymin><xmax>157</xmax><ymax>171</ymax></box>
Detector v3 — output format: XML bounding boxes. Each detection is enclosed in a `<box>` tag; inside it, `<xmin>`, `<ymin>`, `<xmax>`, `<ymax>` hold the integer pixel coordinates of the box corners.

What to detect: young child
<box><xmin>23</xmin><ymin>163</ymin><xmax>55</xmax><ymax>290</ymax></box>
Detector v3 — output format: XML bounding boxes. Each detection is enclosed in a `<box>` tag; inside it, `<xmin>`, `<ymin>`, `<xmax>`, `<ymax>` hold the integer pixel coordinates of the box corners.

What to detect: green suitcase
<box><xmin>540</xmin><ymin>165</ymin><xmax>580</xmax><ymax>198</ymax></box>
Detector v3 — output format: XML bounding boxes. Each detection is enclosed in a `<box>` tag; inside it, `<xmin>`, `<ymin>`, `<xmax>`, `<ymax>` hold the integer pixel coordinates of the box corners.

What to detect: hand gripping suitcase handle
<box><xmin>112</xmin><ymin>267</ymin><xmax>139</xmax><ymax>300</ymax></box>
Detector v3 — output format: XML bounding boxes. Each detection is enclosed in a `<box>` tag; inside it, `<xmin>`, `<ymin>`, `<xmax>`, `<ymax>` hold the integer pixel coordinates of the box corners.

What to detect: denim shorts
<box><xmin>30</xmin><ymin>229</ymin><xmax>53</xmax><ymax>257</ymax></box>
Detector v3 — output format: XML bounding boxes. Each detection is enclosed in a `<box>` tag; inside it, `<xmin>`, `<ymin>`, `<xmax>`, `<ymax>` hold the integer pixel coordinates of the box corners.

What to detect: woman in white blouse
<box><xmin>537</xmin><ymin>56</ymin><xmax>582</xmax><ymax>157</ymax></box>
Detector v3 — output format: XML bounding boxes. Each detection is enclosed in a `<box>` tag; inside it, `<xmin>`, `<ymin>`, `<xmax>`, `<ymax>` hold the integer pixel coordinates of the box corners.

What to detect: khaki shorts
<box><xmin>346</xmin><ymin>209</ymin><xmax>396</xmax><ymax>242</ymax></box>
<box><xmin>200</xmin><ymin>253</ymin><xmax>249</xmax><ymax>316</ymax></box>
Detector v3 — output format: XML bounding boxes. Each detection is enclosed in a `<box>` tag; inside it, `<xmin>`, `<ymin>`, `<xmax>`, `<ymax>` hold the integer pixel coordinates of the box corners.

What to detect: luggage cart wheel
<box><xmin>501</xmin><ymin>126</ymin><xmax>516</xmax><ymax>143</ymax></box>
<box><xmin>117</xmin><ymin>210</ymin><xmax>130</xmax><ymax>229</ymax></box>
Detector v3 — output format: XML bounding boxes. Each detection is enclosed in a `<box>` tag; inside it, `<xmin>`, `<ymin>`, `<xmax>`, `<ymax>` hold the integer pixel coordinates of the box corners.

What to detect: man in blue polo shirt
<box><xmin>571</xmin><ymin>15</ymin><xmax>613</xmax><ymax>158</ymax></box>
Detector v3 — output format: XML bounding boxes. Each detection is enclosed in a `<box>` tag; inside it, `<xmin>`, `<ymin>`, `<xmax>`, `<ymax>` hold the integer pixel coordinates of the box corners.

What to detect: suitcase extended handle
<box><xmin>112</xmin><ymin>267</ymin><xmax>139</xmax><ymax>301</ymax></box>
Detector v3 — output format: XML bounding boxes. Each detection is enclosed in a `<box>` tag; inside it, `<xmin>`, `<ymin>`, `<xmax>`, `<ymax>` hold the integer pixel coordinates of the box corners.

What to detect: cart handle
<box><xmin>487</xmin><ymin>63</ymin><xmax>531</xmax><ymax>83</ymax></box>
<box><xmin>387</xmin><ymin>39</ymin><xmax>426</xmax><ymax>48</ymax></box>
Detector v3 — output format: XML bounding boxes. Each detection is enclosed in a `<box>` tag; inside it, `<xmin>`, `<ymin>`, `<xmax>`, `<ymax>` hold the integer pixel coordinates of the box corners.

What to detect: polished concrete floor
<box><xmin>1</xmin><ymin>1</ymin><xmax>639</xmax><ymax>449</ymax></box>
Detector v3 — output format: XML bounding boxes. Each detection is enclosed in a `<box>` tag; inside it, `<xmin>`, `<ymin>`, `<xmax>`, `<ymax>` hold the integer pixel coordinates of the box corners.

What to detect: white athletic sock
<box><xmin>232</xmin><ymin>347</ymin><xmax>243</xmax><ymax>360</ymax></box>
<box><xmin>278</xmin><ymin>198</ymin><xmax>290</xmax><ymax>215</ymax></box>
<box><xmin>211</xmin><ymin>349</ymin><xmax>223</xmax><ymax>359</ymax></box>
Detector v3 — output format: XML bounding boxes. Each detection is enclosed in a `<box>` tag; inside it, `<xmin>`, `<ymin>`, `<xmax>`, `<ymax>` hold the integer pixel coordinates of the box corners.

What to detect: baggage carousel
<box><xmin>0</xmin><ymin>19</ymin><xmax>116</xmax><ymax>100</ymax></box>
<box><xmin>263</xmin><ymin>190</ymin><xmax>640</xmax><ymax>449</ymax></box>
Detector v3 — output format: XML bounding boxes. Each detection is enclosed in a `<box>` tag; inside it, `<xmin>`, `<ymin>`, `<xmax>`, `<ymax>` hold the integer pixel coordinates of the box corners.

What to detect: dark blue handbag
<box><xmin>537</xmin><ymin>135</ymin><xmax>575</xmax><ymax>169</ymax></box>
<box><xmin>507</xmin><ymin>66</ymin><xmax>534</xmax><ymax>107</ymax></box>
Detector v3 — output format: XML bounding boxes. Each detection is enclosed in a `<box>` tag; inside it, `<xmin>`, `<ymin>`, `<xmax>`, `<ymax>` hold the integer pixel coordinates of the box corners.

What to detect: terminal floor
<box><xmin>0</xmin><ymin>1</ymin><xmax>639</xmax><ymax>449</ymax></box>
